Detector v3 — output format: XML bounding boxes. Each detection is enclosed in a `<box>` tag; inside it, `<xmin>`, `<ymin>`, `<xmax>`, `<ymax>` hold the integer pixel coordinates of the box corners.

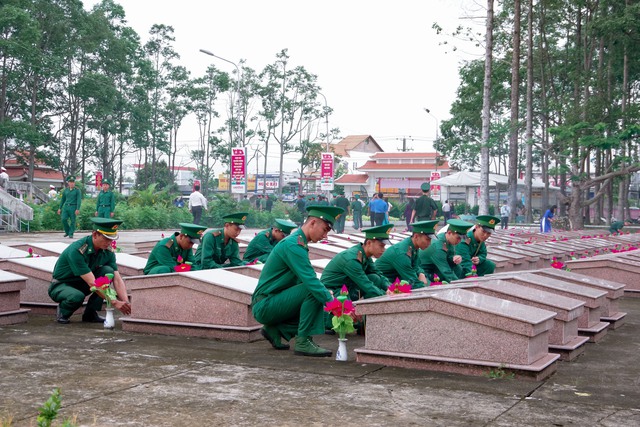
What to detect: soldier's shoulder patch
<box><xmin>78</xmin><ymin>243</ymin><xmax>88</xmax><ymax>254</ymax></box>
<box><xmin>356</xmin><ymin>250</ymin><xmax>363</xmax><ymax>263</ymax></box>
<box><xmin>212</xmin><ymin>230</ymin><xmax>222</xmax><ymax>237</ymax></box>
<box><xmin>165</xmin><ymin>239</ymin><xmax>173</xmax><ymax>249</ymax></box>
<box><xmin>464</xmin><ymin>237</ymin><xmax>471</xmax><ymax>245</ymax></box>
<box><xmin>442</xmin><ymin>243</ymin><xmax>448</xmax><ymax>251</ymax></box>
<box><xmin>406</xmin><ymin>246</ymin><xmax>413</xmax><ymax>257</ymax></box>
<box><xmin>265</xmin><ymin>231</ymin><xmax>270</xmax><ymax>239</ymax></box>
<box><xmin>297</xmin><ymin>235</ymin><xmax>307</xmax><ymax>248</ymax></box>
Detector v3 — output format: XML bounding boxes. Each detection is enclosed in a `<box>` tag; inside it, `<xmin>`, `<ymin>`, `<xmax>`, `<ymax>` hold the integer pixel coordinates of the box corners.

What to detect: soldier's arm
<box><xmin>199</xmin><ymin>234</ymin><xmax>225</xmax><ymax>270</ymax></box>
<box><xmin>434</xmin><ymin>248</ymin><xmax>460</xmax><ymax>283</ymax></box>
<box><xmin>228</xmin><ymin>240</ymin><xmax>248</xmax><ymax>267</ymax></box>
<box><xmin>284</xmin><ymin>244</ymin><xmax>332</xmax><ymax>303</ymax></box>
<box><xmin>343</xmin><ymin>258</ymin><xmax>385</xmax><ymax>298</ymax></box>
<box><xmin>456</xmin><ymin>242</ymin><xmax>474</xmax><ymax>277</ymax></box>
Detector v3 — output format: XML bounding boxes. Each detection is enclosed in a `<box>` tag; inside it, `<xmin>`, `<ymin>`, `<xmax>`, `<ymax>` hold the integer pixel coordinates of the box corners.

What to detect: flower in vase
<box><xmin>465</xmin><ymin>264</ymin><xmax>478</xmax><ymax>278</ymax></box>
<box><xmin>324</xmin><ymin>286</ymin><xmax>356</xmax><ymax>339</ymax></box>
<box><xmin>174</xmin><ymin>255</ymin><xmax>192</xmax><ymax>272</ymax></box>
<box><xmin>430</xmin><ymin>274</ymin><xmax>448</xmax><ymax>286</ymax></box>
<box><xmin>90</xmin><ymin>275</ymin><xmax>118</xmax><ymax>308</ymax></box>
<box><xmin>388</xmin><ymin>277</ymin><xmax>411</xmax><ymax>294</ymax></box>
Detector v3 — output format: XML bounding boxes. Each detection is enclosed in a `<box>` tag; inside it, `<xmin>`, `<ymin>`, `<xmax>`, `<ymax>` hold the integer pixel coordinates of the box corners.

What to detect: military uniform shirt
<box><xmin>53</xmin><ymin>235</ymin><xmax>118</xmax><ymax>281</ymax></box>
<box><xmin>59</xmin><ymin>187</ymin><xmax>82</xmax><ymax>210</ymax></box>
<box><xmin>321</xmin><ymin>243</ymin><xmax>389</xmax><ymax>299</ymax></box>
<box><xmin>251</xmin><ymin>228</ymin><xmax>332</xmax><ymax>305</ymax></box>
<box><xmin>243</xmin><ymin>228</ymin><xmax>278</xmax><ymax>263</ymax></box>
<box><xmin>375</xmin><ymin>237</ymin><xmax>426</xmax><ymax>288</ymax></box>
<box><xmin>193</xmin><ymin>228</ymin><xmax>246</xmax><ymax>270</ymax></box>
<box><xmin>350</xmin><ymin>200</ymin><xmax>362</xmax><ymax>213</ymax></box>
<box><xmin>419</xmin><ymin>233</ymin><xmax>463</xmax><ymax>283</ymax></box>
<box><xmin>143</xmin><ymin>233</ymin><xmax>196</xmax><ymax>275</ymax></box>
<box><xmin>456</xmin><ymin>229</ymin><xmax>489</xmax><ymax>277</ymax></box>
<box><xmin>96</xmin><ymin>190</ymin><xmax>116</xmax><ymax>212</ymax></box>
<box><xmin>414</xmin><ymin>194</ymin><xmax>438</xmax><ymax>220</ymax></box>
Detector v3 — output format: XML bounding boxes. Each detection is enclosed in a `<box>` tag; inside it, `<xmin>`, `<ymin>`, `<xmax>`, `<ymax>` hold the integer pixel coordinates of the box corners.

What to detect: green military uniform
<box><xmin>351</xmin><ymin>195</ymin><xmax>363</xmax><ymax>230</ymax></box>
<box><xmin>251</xmin><ymin>205</ymin><xmax>343</xmax><ymax>356</ymax></box>
<box><xmin>193</xmin><ymin>212</ymin><xmax>248</xmax><ymax>270</ymax></box>
<box><xmin>457</xmin><ymin>215</ymin><xmax>499</xmax><ymax>277</ymax></box>
<box><xmin>243</xmin><ymin>219</ymin><xmax>297</xmax><ymax>263</ymax></box>
<box><xmin>376</xmin><ymin>233</ymin><xmax>429</xmax><ymax>289</ymax></box>
<box><xmin>144</xmin><ymin>223</ymin><xmax>206</xmax><ymax>275</ymax></box>
<box><xmin>332</xmin><ymin>193</ymin><xmax>350</xmax><ymax>233</ymax></box>
<box><xmin>59</xmin><ymin>176</ymin><xmax>82</xmax><ymax>238</ymax></box>
<box><xmin>414</xmin><ymin>182</ymin><xmax>438</xmax><ymax>221</ymax></box>
<box><xmin>48</xmin><ymin>218</ymin><xmax>122</xmax><ymax>322</ymax></box>
<box><xmin>321</xmin><ymin>224</ymin><xmax>393</xmax><ymax>301</ymax></box>
<box><xmin>609</xmin><ymin>221</ymin><xmax>625</xmax><ymax>234</ymax></box>
<box><xmin>96</xmin><ymin>178</ymin><xmax>116</xmax><ymax>218</ymax></box>
<box><xmin>419</xmin><ymin>219</ymin><xmax>473</xmax><ymax>283</ymax></box>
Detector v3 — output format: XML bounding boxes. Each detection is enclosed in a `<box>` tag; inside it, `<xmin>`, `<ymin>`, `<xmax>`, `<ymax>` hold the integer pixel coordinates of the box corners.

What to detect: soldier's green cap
<box><xmin>179</xmin><ymin>222</ymin><xmax>207</xmax><ymax>243</ymax></box>
<box><xmin>306</xmin><ymin>205</ymin><xmax>344</xmax><ymax>228</ymax></box>
<box><xmin>273</xmin><ymin>218</ymin><xmax>297</xmax><ymax>235</ymax></box>
<box><xmin>362</xmin><ymin>224</ymin><xmax>393</xmax><ymax>243</ymax></box>
<box><xmin>223</xmin><ymin>212</ymin><xmax>248</xmax><ymax>226</ymax></box>
<box><xmin>447</xmin><ymin>218</ymin><xmax>474</xmax><ymax>235</ymax></box>
<box><xmin>66</xmin><ymin>175</ymin><xmax>76</xmax><ymax>182</ymax></box>
<box><xmin>476</xmin><ymin>215</ymin><xmax>500</xmax><ymax>233</ymax></box>
<box><xmin>420</xmin><ymin>182</ymin><xmax>431</xmax><ymax>192</ymax></box>
<box><xmin>355</xmin><ymin>194</ymin><xmax>360</xmax><ymax>199</ymax></box>
<box><xmin>91</xmin><ymin>217</ymin><xmax>123</xmax><ymax>240</ymax></box>
<box><xmin>411</xmin><ymin>220</ymin><xmax>439</xmax><ymax>238</ymax></box>
<box><xmin>101</xmin><ymin>178</ymin><xmax>111</xmax><ymax>186</ymax></box>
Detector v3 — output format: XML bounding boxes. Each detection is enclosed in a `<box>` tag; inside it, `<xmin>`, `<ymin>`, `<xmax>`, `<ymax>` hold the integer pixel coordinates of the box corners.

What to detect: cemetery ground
<box><xmin>0</xmin><ymin>228</ymin><xmax>639</xmax><ymax>426</ymax></box>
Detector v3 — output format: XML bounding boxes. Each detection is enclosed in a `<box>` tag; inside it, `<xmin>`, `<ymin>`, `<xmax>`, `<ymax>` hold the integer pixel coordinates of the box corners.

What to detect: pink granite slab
<box><xmin>3</xmin><ymin>257</ymin><xmax>59</xmax><ymax>314</ymax></box>
<box><xmin>565</xmin><ymin>255</ymin><xmax>640</xmax><ymax>296</ymax></box>
<box><xmin>122</xmin><ymin>269</ymin><xmax>261</xmax><ymax>342</ymax></box>
<box><xmin>0</xmin><ymin>244</ymin><xmax>30</xmax><ymax>259</ymax></box>
<box><xmin>356</xmin><ymin>288</ymin><xmax>555</xmax><ymax>366</ymax></box>
<box><xmin>11</xmin><ymin>242</ymin><xmax>69</xmax><ymax>258</ymax></box>
<box><xmin>0</xmin><ymin>270</ymin><xmax>30</xmax><ymax>325</ymax></box>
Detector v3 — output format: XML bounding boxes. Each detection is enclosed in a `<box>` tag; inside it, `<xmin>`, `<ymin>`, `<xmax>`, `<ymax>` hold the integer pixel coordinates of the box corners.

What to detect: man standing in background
<box><xmin>95</xmin><ymin>178</ymin><xmax>116</xmax><ymax>218</ymax></box>
<box><xmin>188</xmin><ymin>184</ymin><xmax>207</xmax><ymax>225</ymax></box>
<box><xmin>58</xmin><ymin>176</ymin><xmax>82</xmax><ymax>238</ymax></box>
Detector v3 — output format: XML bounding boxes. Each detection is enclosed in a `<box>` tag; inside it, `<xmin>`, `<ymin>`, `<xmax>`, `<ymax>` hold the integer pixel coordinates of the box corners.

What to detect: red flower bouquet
<box><xmin>388</xmin><ymin>277</ymin><xmax>412</xmax><ymax>294</ymax></box>
<box><xmin>324</xmin><ymin>285</ymin><xmax>356</xmax><ymax>339</ymax></box>
<box><xmin>90</xmin><ymin>274</ymin><xmax>117</xmax><ymax>308</ymax></box>
<box><xmin>174</xmin><ymin>255</ymin><xmax>192</xmax><ymax>272</ymax></box>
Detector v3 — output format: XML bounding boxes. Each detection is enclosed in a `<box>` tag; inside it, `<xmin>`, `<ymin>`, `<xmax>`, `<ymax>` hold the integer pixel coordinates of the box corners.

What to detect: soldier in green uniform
<box><xmin>332</xmin><ymin>191</ymin><xmax>350</xmax><ymax>233</ymax></box>
<box><xmin>411</xmin><ymin>182</ymin><xmax>438</xmax><ymax>223</ymax></box>
<box><xmin>95</xmin><ymin>178</ymin><xmax>116</xmax><ymax>218</ymax></box>
<box><xmin>321</xmin><ymin>223</ymin><xmax>393</xmax><ymax>301</ymax></box>
<box><xmin>48</xmin><ymin>218</ymin><xmax>131</xmax><ymax>324</ymax></box>
<box><xmin>243</xmin><ymin>218</ymin><xmax>297</xmax><ymax>263</ymax></box>
<box><xmin>193</xmin><ymin>212</ymin><xmax>248</xmax><ymax>270</ymax></box>
<box><xmin>609</xmin><ymin>220</ymin><xmax>629</xmax><ymax>234</ymax></box>
<box><xmin>457</xmin><ymin>215</ymin><xmax>500</xmax><ymax>277</ymax></box>
<box><xmin>144</xmin><ymin>223</ymin><xmax>206</xmax><ymax>275</ymax></box>
<box><xmin>251</xmin><ymin>205</ymin><xmax>344</xmax><ymax>357</ymax></box>
<box><xmin>351</xmin><ymin>195</ymin><xmax>363</xmax><ymax>230</ymax></box>
<box><xmin>419</xmin><ymin>218</ymin><xmax>474</xmax><ymax>283</ymax></box>
<box><xmin>375</xmin><ymin>220</ymin><xmax>439</xmax><ymax>288</ymax></box>
<box><xmin>57</xmin><ymin>175</ymin><xmax>82</xmax><ymax>238</ymax></box>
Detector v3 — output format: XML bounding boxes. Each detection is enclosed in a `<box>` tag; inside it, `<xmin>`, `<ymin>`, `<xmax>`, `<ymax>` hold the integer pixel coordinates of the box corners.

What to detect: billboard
<box><xmin>430</xmin><ymin>171</ymin><xmax>441</xmax><ymax>200</ymax></box>
<box><xmin>231</xmin><ymin>147</ymin><xmax>246</xmax><ymax>194</ymax></box>
<box><xmin>320</xmin><ymin>152</ymin><xmax>334</xmax><ymax>191</ymax></box>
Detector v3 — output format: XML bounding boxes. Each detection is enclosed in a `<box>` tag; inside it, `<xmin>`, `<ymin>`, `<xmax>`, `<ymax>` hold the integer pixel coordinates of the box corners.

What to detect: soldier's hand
<box><xmin>471</xmin><ymin>256</ymin><xmax>480</xmax><ymax>265</ymax></box>
<box><xmin>94</xmin><ymin>212</ymin><xmax>98</xmax><ymax>217</ymax></box>
<box><xmin>75</xmin><ymin>210</ymin><xmax>79</xmax><ymax>215</ymax></box>
<box><xmin>113</xmin><ymin>300</ymin><xmax>131</xmax><ymax>315</ymax></box>
<box><xmin>418</xmin><ymin>273</ymin><xmax>428</xmax><ymax>284</ymax></box>
<box><xmin>57</xmin><ymin>209</ymin><xmax>61</xmax><ymax>215</ymax></box>
<box><xmin>453</xmin><ymin>255</ymin><xmax>462</xmax><ymax>264</ymax></box>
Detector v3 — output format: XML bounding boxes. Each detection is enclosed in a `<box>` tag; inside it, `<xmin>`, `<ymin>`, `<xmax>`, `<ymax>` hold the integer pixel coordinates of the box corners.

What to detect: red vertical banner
<box><xmin>320</xmin><ymin>153</ymin><xmax>334</xmax><ymax>191</ymax></box>
<box><xmin>231</xmin><ymin>147</ymin><xmax>246</xmax><ymax>194</ymax></box>
<box><xmin>96</xmin><ymin>171</ymin><xmax>103</xmax><ymax>188</ymax></box>
<box><xmin>430</xmin><ymin>171</ymin><xmax>441</xmax><ymax>200</ymax></box>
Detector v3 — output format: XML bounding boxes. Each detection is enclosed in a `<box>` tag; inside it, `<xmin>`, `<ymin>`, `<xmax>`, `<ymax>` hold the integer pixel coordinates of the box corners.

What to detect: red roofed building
<box><xmin>3</xmin><ymin>159</ymin><xmax>64</xmax><ymax>190</ymax></box>
<box><xmin>335</xmin><ymin>151</ymin><xmax>451</xmax><ymax>200</ymax></box>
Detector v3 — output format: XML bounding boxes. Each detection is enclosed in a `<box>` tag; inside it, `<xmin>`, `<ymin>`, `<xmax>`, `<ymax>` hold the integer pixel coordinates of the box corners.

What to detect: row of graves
<box><xmin>0</xmin><ymin>226</ymin><xmax>638</xmax><ymax>381</ymax></box>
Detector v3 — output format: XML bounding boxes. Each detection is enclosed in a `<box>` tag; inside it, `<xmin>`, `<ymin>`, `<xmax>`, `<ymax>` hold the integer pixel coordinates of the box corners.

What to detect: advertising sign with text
<box><xmin>430</xmin><ymin>171</ymin><xmax>441</xmax><ymax>200</ymax></box>
<box><xmin>320</xmin><ymin>152</ymin><xmax>334</xmax><ymax>191</ymax></box>
<box><xmin>231</xmin><ymin>147</ymin><xmax>246</xmax><ymax>194</ymax></box>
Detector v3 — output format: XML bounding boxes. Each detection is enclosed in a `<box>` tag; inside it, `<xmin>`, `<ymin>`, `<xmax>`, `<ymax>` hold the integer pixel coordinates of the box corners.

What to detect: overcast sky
<box><xmin>85</xmin><ymin>0</ymin><xmax>486</xmax><ymax>173</ymax></box>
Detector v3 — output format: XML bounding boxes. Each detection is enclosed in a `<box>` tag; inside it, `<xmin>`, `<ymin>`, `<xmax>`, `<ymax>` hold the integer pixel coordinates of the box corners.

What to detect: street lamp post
<box><xmin>200</xmin><ymin>49</ymin><xmax>241</xmax><ymax>194</ymax></box>
<box><xmin>424</xmin><ymin>108</ymin><xmax>440</xmax><ymax>171</ymax></box>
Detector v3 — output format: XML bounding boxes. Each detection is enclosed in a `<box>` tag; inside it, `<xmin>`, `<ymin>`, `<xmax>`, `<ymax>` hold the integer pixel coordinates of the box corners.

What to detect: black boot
<box><xmin>82</xmin><ymin>309</ymin><xmax>105</xmax><ymax>323</ymax></box>
<box><xmin>56</xmin><ymin>306</ymin><xmax>70</xmax><ymax>324</ymax></box>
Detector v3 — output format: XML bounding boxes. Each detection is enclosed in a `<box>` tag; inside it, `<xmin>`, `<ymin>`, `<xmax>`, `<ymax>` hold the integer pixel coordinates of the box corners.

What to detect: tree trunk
<box><xmin>507</xmin><ymin>0</ymin><xmax>521</xmax><ymax>224</ymax></box>
<box><xmin>479</xmin><ymin>0</ymin><xmax>494</xmax><ymax>216</ymax></box>
<box><xmin>524</xmin><ymin>0</ymin><xmax>534</xmax><ymax>224</ymax></box>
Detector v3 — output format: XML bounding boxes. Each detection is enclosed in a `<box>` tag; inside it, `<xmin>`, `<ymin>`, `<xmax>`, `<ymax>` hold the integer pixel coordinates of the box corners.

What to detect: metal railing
<box><xmin>0</xmin><ymin>184</ymin><xmax>34</xmax><ymax>232</ymax></box>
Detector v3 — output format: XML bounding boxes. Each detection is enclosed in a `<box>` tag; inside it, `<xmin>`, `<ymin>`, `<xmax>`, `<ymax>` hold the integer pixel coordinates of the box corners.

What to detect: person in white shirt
<box><xmin>0</xmin><ymin>167</ymin><xmax>9</xmax><ymax>188</ymax></box>
<box><xmin>500</xmin><ymin>200</ymin><xmax>510</xmax><ymax>229</ymax></box>
<box><xmin>442</xmin><ymin>200</ymin><xmax>451</xmax><ymax>223</ymax></box>
<box><xmin>188</xmin><ymin>184</ymin><xmax>208</xmax><ymax>225</ymax></box>
<box><xmin>48</xmin><ymin>185</ymin><xmax>58</xmax><ymax>199</ymax></box>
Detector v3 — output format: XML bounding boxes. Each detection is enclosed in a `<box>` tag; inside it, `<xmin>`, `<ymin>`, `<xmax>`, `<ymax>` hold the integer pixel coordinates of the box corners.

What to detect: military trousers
<box><xmin>476</xmin><ymin>259</ymin><xmax>496</xmax><ymax>276</ymax></box>
<box><xmin>97</xmin><ymin>206</ymin><xmax>113</xmax><ymax>218</ymax></box>
<box><xmin>252</xmin><ymin>284</ymin><xmax>325</xmax><ymax>341</ymax></box>
<box><xmin>48</xmin><ymin>266</ymin><xmax>115</xmax><ymax>318</ymax></box>
<box><xmin>61</xmin><ymin>205</ymin><xmax>78</xmax><ymax>237</ymax></box>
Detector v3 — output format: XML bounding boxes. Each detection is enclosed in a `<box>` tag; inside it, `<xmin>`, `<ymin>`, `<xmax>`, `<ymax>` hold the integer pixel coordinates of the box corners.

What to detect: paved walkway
<box><xmin>0</xmin><ymin>230</ymin><xmax>639</xmax><ymax>426</ymax></box>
